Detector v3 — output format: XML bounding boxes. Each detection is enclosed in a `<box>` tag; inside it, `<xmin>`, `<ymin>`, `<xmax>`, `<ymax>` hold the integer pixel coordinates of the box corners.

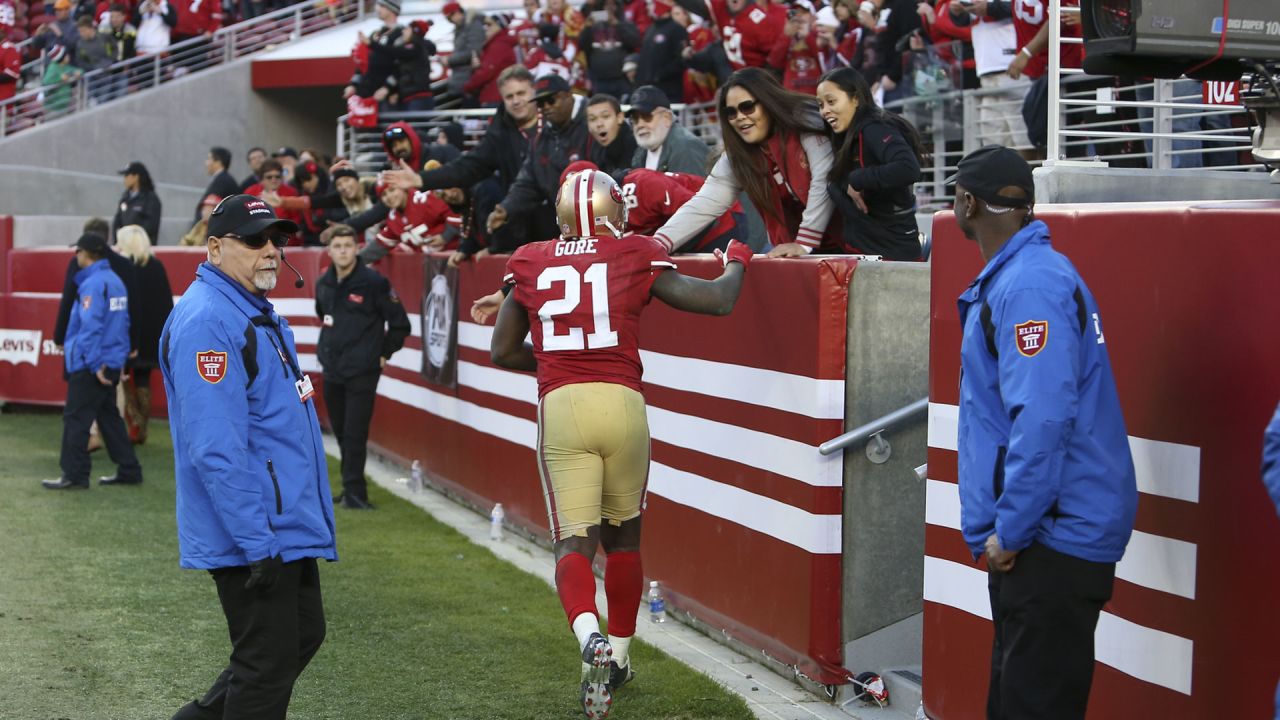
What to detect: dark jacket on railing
<box><xmin>826</xmin><ymin>116</ymin><xmax>922</xmax><ymax>260</ymax></box>
<box><xmin>352</xmin><ymin>23</ymin><xmax>406</xmax><ymax>98</ymax></box>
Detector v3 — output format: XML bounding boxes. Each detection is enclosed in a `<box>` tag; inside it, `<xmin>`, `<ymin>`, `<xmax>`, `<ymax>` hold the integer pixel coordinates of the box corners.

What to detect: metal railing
<box><xmin>336</xmin><ymin>99</ymin><xmax>725</xmax><ymax>174</ymax></box>
<box><xmin>0</xmin><ymin>0</ymin><xmax>368</xmax><ymax>139</ymax></box>
<box><xmin>819</xmin><ymin>398</ymin><xmax>928</xmax><ymax>459</ymax></box>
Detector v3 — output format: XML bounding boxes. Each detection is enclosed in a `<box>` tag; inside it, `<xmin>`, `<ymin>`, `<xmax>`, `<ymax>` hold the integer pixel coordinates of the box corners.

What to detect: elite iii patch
<box><xmin>197</xmin><ymin>350</ymin><xmax>228</xmax><ymax>384</ymax></box>
<box><xmin>1015</xmin><ymin>320</ymin><xmax>1049</xmax><ymax>357</ymax></box>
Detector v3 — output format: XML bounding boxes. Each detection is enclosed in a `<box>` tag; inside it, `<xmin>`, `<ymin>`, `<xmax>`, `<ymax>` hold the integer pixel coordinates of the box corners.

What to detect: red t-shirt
<box><xmin>504</xmin><ymin>234</ymin><xmax>676</xmax><ymax>398</ymax></box>
<box><xmin>620</xmin><ymin>169</ymin><xmax>741</xmax><ymax>249</ymax></box>
<box><xmin>0</xmin><ymin>40</ymin><xmax>21</xmax><ymax>102</ymax></box>
<box><xmin>377</xmin><ymin>190</ymin><xmax>456</xmax><ymax>251</ymax></box>
<box><xmin>1012</xmin><ymin>0</ymin><xmax>1082</xmax><ymax>79</ymax></box>
<box><xmin>707</xmin><ymin>0</ymin><xmax>787</xmax><ymax>69</ymax></box>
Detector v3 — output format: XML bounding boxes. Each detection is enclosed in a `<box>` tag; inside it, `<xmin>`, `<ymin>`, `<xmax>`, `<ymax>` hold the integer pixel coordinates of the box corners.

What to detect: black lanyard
<box><xmin>252</xmin><ymin>314</ymin><xmax>303</xmax><ymax>383</ymax></box>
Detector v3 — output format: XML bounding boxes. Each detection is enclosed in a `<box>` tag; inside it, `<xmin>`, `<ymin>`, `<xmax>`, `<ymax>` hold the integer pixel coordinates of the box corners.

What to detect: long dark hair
<box><xmin>718</xmin><ymin>67</ymin><xmax>825</xmax><ymax>224</ymax></box>
<box><xmin>817</xmin><ymin>66</ymin><xmax>928</xmax><ymax>183</ymax></box>
<box><xmin>134</xmin><ymin>163</ymin><xmax>155</xmax><ymax>193</ymax></box>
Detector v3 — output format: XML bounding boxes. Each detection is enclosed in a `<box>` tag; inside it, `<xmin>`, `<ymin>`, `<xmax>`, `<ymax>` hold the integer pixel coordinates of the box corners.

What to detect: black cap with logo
<box><xmin>207</xmin><ymin>194</ymin><xmax>299</xmax><ymax>238</ymax></box>
<box><xmin>117</xmin><ymin>160</ymin><xmax>147</xmax><ymax>176</ymax></box>
<box><xmin>532</xmin><ymin>74</ymin><xmax>571</xmax><ymax>102</ymax></box>
<box><xmin>947</xmin><ymin>145</ymin><xmax>1035</xmax><ymax>209</ymax></box>
<box><xmin>627</xmin><ymin>86</ymin><xmax>671</xmax><ymax>116</ymax></box>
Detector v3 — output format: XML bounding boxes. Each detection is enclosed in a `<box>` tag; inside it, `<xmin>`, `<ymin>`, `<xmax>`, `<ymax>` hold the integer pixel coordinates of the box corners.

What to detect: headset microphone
<box><xmin>279</xmin><ymin>248</ymin><xmax>306</xmax><ymax>289</ymax></box>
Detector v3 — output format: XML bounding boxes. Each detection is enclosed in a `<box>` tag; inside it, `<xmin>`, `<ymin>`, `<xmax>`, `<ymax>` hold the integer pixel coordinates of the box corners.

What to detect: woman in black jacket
<box><xmin>112</xmin><ymin>161</ymin><xmax>163</xmax><ymax>244</ymax></box>
<box><xmin>114</xmin><ymin>224</ymin><xmax>173</xmax><ymax>444</ymax></box>
<box><xmin>816</xmin><ymin>66</ymin><xmax>927</xmax><ymax>261</ymax></box>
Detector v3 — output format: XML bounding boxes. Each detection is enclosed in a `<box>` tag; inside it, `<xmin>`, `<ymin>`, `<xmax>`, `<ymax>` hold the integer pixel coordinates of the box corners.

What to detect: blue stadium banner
<box><xmin>420</xmin><ymin>256</ymin><xmax>459</xmax><ymax>390</ymax></box>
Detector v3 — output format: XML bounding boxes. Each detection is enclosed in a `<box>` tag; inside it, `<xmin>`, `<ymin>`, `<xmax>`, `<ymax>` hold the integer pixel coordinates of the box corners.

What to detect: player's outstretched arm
<box><xmin>651</xmin><ymin>240</ymin><xmax>752</xmax><ymax>316</ymax></box>
<box><xmin>490</xmin><ymin>293</ymin><xmax>538</xmax><ymax>371</ymax></box>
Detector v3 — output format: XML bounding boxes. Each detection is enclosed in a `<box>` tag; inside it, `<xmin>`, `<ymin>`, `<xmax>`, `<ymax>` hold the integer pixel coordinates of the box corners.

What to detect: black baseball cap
<box><xmin>627</xmin><ymin>86</ymin><xmax>670</xmax><ymax>116</ymax></box>
<box><xmin>72</xmin><ymin>233</ymin><xmax>110</xmax><ymax>254</ymax></box>
<box><xmin>946</xmin><ymin>145</ymin><xmax>1035</xmax><ymax>208</ymax></box>
<box><xmin>207</xmin><ymin>194</ymin><xmax>299</xmax><ymax>238</ymax></box>
<box><xmin>117</xmin><ymin>160</ymin><xmax>147</xmax><ymax>175</ymax></box>
<box><xmin>532</xmin><ymin>74</ymin><xmax>571</xmax><ymax>102</ymax></box>
<box><xmin>272</xmin><ymin>146</ymin><xmax>299</xmax><ymax>159</ymax></box>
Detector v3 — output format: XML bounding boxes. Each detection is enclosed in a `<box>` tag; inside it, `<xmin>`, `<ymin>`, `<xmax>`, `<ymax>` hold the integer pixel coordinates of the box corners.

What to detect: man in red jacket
<box><xmin>172</xmin><ymin>0</ymin><xmax>221</xmax><ymax>43</ymax></box>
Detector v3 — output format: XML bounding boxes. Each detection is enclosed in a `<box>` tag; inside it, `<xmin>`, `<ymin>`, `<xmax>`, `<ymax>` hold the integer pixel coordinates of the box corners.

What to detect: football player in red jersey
<box><xmin>0</xmin><ymin>13</ymin><xmax>22</xmax><ymax>105</ymax></box>
<box><xmin>491</xmin><ymin>168</ymin><xmax>752</xmax><ymax>719</ymax></box>
<box><xmin>1006</xmin><ymin>0</ymin><xmax>1082</xmax><ymax>80</ymax></box>
<box><xmin>374</xmin><ymin>183</ymin><xmax>457</xmax><ymax>253</ymax></box>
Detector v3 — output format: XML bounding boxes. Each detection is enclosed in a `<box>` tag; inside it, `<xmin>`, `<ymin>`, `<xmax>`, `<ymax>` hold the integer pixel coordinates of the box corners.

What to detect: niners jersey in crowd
<box><xmin>377</xmin><ymin>190</ymin><xmax>458</xmax><ymax>251</ymax></box>
<box><xmin>504</xmin><ymin>235</ymin><xmax>676</xmax><ymax>398</ymax></box>
<box><xmin>173</xmin><ymin>0</ymin><xmax>223</xmax><ymax>38</ymax></box>
<box><xmin>707</xmin><ymin>0</ymin><xmax>787</xmax><ymax>70</ymax></box>
<box><xmin>0</xmin><ymin>37</ymin><xmax>20</xmax><ymax>103</ymax></box>
<box><xmin>1012</xmin><ymin>0</ymin><xmax>1082</xmax><ymax>79</ymax></box>
<box><xmin>620</xmin><ymin>169</ymin><xmax>741</xmax><ymax>250</ymax></box>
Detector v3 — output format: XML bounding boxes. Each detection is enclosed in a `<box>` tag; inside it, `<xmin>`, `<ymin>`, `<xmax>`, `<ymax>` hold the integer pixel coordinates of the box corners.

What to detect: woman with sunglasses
<box><xmin>652</xmin><ymin>67</ymin><xmax>837</xmax><ymax>257</ymax></box>
<box><xmin>816</xmin><ymin>66</ymin><xmax>927</xmax><ymax>261</ymax></box>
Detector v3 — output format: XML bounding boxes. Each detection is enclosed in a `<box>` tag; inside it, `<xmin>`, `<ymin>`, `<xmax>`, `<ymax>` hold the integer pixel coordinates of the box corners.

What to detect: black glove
<box><xmin>244</xmin><ymin>555</ymin><xmax>282</xmax><ymax>591</ymax></box>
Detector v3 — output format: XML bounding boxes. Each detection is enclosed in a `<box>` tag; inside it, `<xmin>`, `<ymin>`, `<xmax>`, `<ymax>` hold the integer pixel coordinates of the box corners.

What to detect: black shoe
<box><xmin>99</xmin><ymin>474</ymin><xmax>143</xmax><ymax>486</ymax></box>
<box><xmin>607</xmin><ymin>660</ymin><xmax>634</xmax><ymax>692</ymax></box>
<box><xmin>340</xmin><ymin>495</ymin><xmax>375</xmax><ymax>510</ymax></box>
<box><xmin>332</xmin><ymin>492</ymin><xmax>344</xmax><ymax>505</ymax></box>
<box><xmin>42</xmin><ymin>478</ymin><xmax>89</xmax><ymax>490</ymax></box>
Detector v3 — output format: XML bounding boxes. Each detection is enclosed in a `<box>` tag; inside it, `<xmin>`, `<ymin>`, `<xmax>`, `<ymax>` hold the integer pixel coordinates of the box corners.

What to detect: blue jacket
<box><xmin>65</xmin><ymin>259</ymin><xmax>130</xmax><ymax>376</ymax></box>
<box><xmin>957</xmin><ymin>220</ymin><xmax>1137</xmax><ymax>564</ymax></box>
<box><xmin>1264</xmin><ymin>402</ymin><xmax>1280</xmax><ymax>516</ymax></box>
<box><xmin>160</xmin><ymin>263</ymin><xmax>337</xmax><ymax>570</ymax></box>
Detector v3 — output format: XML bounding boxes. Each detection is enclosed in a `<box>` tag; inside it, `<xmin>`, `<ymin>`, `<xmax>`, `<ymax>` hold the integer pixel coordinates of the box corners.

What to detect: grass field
<box><xmin>0</xmin><ymin>408</ymin><xmax>754</xmax><ymax>720</ymax></box>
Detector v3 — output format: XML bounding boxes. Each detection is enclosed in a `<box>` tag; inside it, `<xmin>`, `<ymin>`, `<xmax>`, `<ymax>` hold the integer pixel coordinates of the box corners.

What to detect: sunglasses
<box><xmin>262</xmin><ymin>173</ymin><xmax>283</xmax><ymax>180</ymax></box>
<box><xmin>534</xmin><ymin>95</ymin><xmax>560</xmax><ymax>108</ymax></box>
<box><xmin>723</xmin><ymin>99</ymin><xmax>759</xmax><ymax>121</ymax></box>
<box><xmin>225</xmin><ymin>232</ymin><xmax>289</xmax><ymax>249</ymax></box>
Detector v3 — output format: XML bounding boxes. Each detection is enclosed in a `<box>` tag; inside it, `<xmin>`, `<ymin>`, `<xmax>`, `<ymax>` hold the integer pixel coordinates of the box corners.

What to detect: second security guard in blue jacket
<box><xmin>951</xmin><ymin>146</ymin><xmax>1136</xmax><ymax>720</ymax></box>
<box><xmin>161</xmin><ymin>195</ymin><xmax>334</xmax><ymax>718</ymax></box>
<box><xmin>44</xmin><ymin>233</ymin><xmax>143</xmax><ymax>490</ymax></box>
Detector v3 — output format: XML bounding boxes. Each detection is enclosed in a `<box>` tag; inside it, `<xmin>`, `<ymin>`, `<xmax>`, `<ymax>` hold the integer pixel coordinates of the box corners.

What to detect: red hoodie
<box><xmin>464</xmin><ymin>30</ymin><xmax>517</xmax><ymax>105</ymax></box>
<box><xmin>381</xmin><ymin>120</ymin><xmax>424</xmax><ymax>170</ymax></box>
<box><xmin>174</xmin><ymin>0</ymin><xmax>222</xmax><ymax>39</ymax></box>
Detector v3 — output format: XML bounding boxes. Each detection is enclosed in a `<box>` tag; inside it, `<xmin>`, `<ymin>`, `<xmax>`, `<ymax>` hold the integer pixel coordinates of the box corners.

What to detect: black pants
<box><xmin>60</xmin><ymin>370</ymin><xmax>141</xmax><ymax>484</ymax></box>
<box><xmin>987</xmin><ymin>543</ymin><xmax>1115</xmax><ymax>720</ymax></box>
<box><xmin>174</xmin><ymin>559</ymin><xmax>326</xmax><ymax>720</ymax></box>
<box><xmin>323</xmin><ymin>371</ymin><xmax>380</xmax><ymax>501</ymax></box>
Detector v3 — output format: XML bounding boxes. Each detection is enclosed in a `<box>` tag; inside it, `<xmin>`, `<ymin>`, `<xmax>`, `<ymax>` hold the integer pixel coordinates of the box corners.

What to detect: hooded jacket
<box><xmin>957</xmin><ymin>220</ymin><xmax>1137</xmax><ymax>564</ymax></box>
<box><xmin>160</xmin><ymin>263</ymin><xmax>337</xmax><ymax>570</ymax></box>
<box><xmin>826</xmin><ymin>115</ymin><xmax>922</xmax><ymax>260</ymax></box>
<box><xmin>501</xmin><ymin>97</ymin><xmax>593</xmax><ymax>217</ymax></box>
<box><xmin>64</xmin><ymin>259</ymin><xmax>130</xmax><ymax>377</ymax></box>
<box><xmin>382</xmin><ymin>120</ymin><xmax>425</xmax><ymax>169</ymax></box>
<box><xmin>463</xmin><ymin>29</ymin><xmax>517</xmax><ymax>104</ymax></box>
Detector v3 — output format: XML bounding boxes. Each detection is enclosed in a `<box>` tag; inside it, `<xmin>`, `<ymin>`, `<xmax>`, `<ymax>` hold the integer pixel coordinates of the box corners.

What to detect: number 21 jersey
<box><xmin>504</xmin><ymin>235</ymin><xmax>676</xmax><ymax>398</ymax></box>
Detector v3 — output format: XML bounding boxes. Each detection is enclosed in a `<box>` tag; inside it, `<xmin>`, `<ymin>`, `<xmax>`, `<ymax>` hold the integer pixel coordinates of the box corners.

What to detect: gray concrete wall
<box><xmin>841</xmin><ymin>262</ymin><xmax>930</xmax><ymax>650</ymax></box>
<box><xmin>0</xmin><ymin>57</ymin><xmax>344</xmax><ymax>244</ymax></box>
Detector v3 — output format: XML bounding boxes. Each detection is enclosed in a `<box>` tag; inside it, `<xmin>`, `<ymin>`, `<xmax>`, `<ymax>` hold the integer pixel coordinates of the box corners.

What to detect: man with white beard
<box><xmin>160</xmin><ymin>194</ymin><xmax>337</xmax><ymax>720</ymax></box>
<box><xmin>627</xmin><ymin>85</ymin><xmax>711</xmax><ymax>175</ymax></box>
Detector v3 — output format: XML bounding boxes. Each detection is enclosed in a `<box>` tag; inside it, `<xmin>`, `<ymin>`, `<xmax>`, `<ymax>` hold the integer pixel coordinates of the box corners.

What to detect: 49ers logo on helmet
<box><xmin>609</xmin><ymin>184</ymin><xmax>623</xmax><ymax>204</ymax></box>
<box><xmin>197</xmin><ymin>350</ymin><xmax>228</xmax><ymax>384</ymax></box>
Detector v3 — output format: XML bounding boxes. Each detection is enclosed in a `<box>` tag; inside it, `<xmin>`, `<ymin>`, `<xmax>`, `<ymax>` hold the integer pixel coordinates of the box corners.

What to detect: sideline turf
<box><xmin>0</xmin><ymin>409</ymin><xmax>753</xmax><ymax>719</ymax></box>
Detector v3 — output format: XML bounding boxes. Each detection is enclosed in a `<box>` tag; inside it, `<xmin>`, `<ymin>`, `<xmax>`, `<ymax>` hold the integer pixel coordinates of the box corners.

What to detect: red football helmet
<box><xmin>555</xmin><ymin>168</ymin><xmax>627</xmax><ymax>239</ymax></box>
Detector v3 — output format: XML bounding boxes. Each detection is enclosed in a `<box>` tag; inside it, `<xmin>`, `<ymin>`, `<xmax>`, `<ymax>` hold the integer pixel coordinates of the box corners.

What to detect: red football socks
<box><xmin>604</xmin><ymin>551</ymin><xmax>643</xmax><ymax>638</ymax></box>
<box><xmin>555</xmin><ymin>552</ymin><xmax>598</xmax><ymax>627</ymax></box>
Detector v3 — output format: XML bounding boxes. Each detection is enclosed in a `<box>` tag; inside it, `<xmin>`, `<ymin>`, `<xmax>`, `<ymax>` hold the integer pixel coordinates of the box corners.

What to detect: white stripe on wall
<box><xmin>923</xmin><ymin>557</ymin><xmax>1194</xmax><ymax>695</ymax></box>
<box><xmin>649</xmin><ymin>462</ymin><xmax>842</xmax><ymax>554</ymax></box>
<box><xmin>924</xmin><ymin>480</ymin><xmax>1198</xmax><ymax>600</ymax></box>
<box><xmin>1129</xmin><ymin>436</ymin><xmax>1200</xmax><ymax>504</ymax></box>
<box><xmin>456</xmin><ymin>320</ymin><xmax>845</xmax><ymax>421</ymax></box>
<box><xmin>925</xmin><ymin>403</ymin><xmax>1201</xmax><ymax>504</ymax></box>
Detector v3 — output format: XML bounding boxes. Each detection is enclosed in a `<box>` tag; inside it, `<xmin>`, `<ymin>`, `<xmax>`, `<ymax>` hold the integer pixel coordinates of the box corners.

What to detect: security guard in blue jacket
<box><xmin>161</xmin><ymin>195</ymin><xmax>337</xmax><ymax>720</ymax></box>
<box><xmin>951</xmin><ymin>146</ymin><xmax>1137</xmax><ymax>720</ymax></box>
<box><xmin>44</xmin><ymin>234</ymin><xmax>142</xmax><ymax>490</ymax></box>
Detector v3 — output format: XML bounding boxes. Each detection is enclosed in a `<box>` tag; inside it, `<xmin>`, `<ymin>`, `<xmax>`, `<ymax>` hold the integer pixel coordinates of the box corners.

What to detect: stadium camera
<box><xmin>1081</xmin><ymin>0</ymin><xmax>1280</xmax><ymax>81</ymax></box>
<box><xmin>1240</xmin><ymin>62</ymin><xmax>1280</xmax><ymax>175</ymax></box>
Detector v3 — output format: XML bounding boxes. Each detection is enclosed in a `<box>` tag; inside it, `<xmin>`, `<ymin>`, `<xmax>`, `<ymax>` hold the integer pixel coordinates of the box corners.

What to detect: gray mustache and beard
<box><xmin>253</xmin><ymin>264</ymin><xmax>279</xmax><ymax>292</ymax></box>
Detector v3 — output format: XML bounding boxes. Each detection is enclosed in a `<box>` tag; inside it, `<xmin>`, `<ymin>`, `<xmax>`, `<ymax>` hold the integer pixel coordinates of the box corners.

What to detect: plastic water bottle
<box><xmin>648</xmin><ymin>580</ymin><xmax>666</xmax><ymax>623</ymax></box>
<box><xmin>409</xmin><ymin>460</ymin><xmax>423</xmax><ymax>493</ymax></box>
<box><xmin>915</xmin><ymin>702</ymin><xmax>928</xmax><ymax>720</ymax></box>
<box><xmin>489</xmin><ymin>503</ymin><xmax>505</xmax><ymax>541</ymax></box>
